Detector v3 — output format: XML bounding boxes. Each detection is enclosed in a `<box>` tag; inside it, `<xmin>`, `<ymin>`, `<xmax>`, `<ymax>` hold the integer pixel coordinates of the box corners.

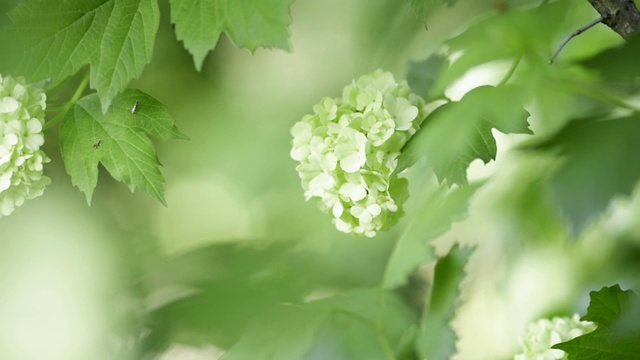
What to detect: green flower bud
<box><xmin>0</xmin><ymin>74</ymin><xmax>50</xmax><ymax>217</ymax></box>
<box><xmin>291</xmin><ymin>69</ymin><xmax>426</xmax><ymax>237</ymax></box>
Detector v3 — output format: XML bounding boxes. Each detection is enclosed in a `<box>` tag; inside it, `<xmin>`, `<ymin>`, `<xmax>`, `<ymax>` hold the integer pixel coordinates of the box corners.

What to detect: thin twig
<box><xmin>549</xmin><ymin>16</ymin><xmax>604</xmax><ymax>64</ymax></box>
<box><xmin>43</xmin><ymin>71</ymin><xmax>90</xmax><ymax>131</ymax></box>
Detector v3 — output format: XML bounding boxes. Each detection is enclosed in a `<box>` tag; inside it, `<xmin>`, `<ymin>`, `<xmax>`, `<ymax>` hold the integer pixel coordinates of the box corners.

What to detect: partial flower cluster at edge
<box><xmin>290</xmin><ymin>69</ymin><xmax>427</xmax><ymax>237</ymax></box>
<box><xmin>514</xmin><ymin>313</ymin><xmax>596</xmax><ymax>360</ymax></box>
<box><xmin>0</xmin><ymin>74</ymin><xmax>50</xmax><ymax>217</ymax></box>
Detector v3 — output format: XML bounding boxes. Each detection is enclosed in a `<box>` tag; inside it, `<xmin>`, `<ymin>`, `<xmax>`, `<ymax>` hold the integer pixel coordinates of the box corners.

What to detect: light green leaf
<box><xmin>169</xmin><ymin>0</ymin><xmax>294</xmax><ymax>71</ymax></box>
<box><xmin>416</xmin><ymin>244</ymin><xmax>474</xmax><ymax>360</ymax></box>
<box><xmin>91</xmin><ymin>0</ymin><xmax>160</xmax><ymax>113</ymax></box>
<box><xmin>382</xmin><ymin>180</ymin><xmax>481</xmax><ymax>290</ymax></box>
<box><xmin>59</xmin><ymin>89</ymin><xmax>187</xmax><ymax>206</ymax></box>
<box><xmin>396</xmin><ymin>85</ymin><xmax>531</xmax><ymax>185</ymax></box>
<box><xmin>0</xmin><ymin>0</ymin><xmax>160</xmax><ymax>112</ymax></box>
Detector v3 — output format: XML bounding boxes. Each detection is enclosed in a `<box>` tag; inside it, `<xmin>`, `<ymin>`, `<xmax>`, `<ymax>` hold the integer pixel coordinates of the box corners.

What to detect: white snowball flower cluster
<box><xmin>514</xmin><ymin>314</ymin><xmax>596</xmax><ymax>360</ymax></box>
<box><xmin>0</xmin><ymin>74</ymin><xmax>50</xmax><ymax>217</ymax></box>
<box><xmin>291</xmin><ymin>69</ymin><xmax>426</xmax><ymax>237</ymax></box>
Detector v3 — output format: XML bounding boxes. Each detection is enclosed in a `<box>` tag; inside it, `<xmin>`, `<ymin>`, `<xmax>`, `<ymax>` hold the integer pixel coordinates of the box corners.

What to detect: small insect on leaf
<box><xmin>93</xmin><ymin>139</ymin><xmax>102</xmax><ymax>149</ymax></box>
<box><xmin>131</xmin><ymin>101</ymin><xmax>140</xmax><ymax>114</ymax></box>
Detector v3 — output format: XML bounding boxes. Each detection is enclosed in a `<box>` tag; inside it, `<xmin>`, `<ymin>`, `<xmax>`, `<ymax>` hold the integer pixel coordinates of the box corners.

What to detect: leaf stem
<box><xmin>376</xmin><ymin>287</ymin><xmax>396</xmax><ymax>360</ymax></box>
<box><xmin>43</xmin><ymin>71</ymin><xmax>90</xmax><ymax>131</ymax></box>
<box><xmin>333</xmin><ymin>294</ymin><xmax>396</xmax><ymax>360</ymax></box>
<box><xmin>498</xmin><ymin>56</ymin><xmax>522</xmax><ymax>87</ymax></box>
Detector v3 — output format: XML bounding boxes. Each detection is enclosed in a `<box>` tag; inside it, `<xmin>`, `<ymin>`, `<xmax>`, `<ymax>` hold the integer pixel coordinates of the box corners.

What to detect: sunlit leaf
<box><xmin>0</xmin><ymin>0</ymin><xmax>160</xmax><ymax>112</ymax></box>
<box><xmin>416</xmin><ymin>244</ymin><xmax>474</xmax><ymax>360</ymax></box>
<box><xmin>169</xmin><ymin>0</ymin><xmax>294</xmax><ymax>71</ymax></box>
<box><xmin>59</xmin><ymin>89</ymin><xmax>187</xmax><ymax>205</ymax></box>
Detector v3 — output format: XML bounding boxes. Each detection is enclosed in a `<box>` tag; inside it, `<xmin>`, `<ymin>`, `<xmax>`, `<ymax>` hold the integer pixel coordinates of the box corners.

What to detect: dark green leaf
<box><xmin>169</xmin><ymin>0</ymin><xmax>294</xmax><ymax>71</ymax></box>
<box><xmin>554</xmin><ymin>285</ymin><xmax>640</xmax><ymax>360</ymax></box>
<box><xmin>580</xmin><ymin>34</ymin><xmax>640</xmax><ymax>81</ymax></box>
<box><xmin>406</xmin><ymin>54</ymin><xmax>449</xmax><ymax>100</ymax></box>
<box><xmin>59</xmin><ymin>89</ymin><xmax>187</xmax><ymax>205</ymax></box>
<box><xmin>533</xmin><ymin>115</ymin><xmax>640</xmax><ymax>231</ymax></box>
<box><xmin>396</xmin><ymin>85</ymin><xmax>531</xmax><ymax>185</ymax></box>
<box><xmin>144</xmin><ymin>242</ymin><xmax>314</xmax><ymax>351</ymax></box>
<box><xmin>416</xmin><ymin>245</ymin><xmax>474</xmax><ymax>360</ymax></box>
<box><xmin>0</xmin><ymin>0</ymin><xmax>159</xmax><ymax>112</ymax></box>
<box><xmin>224</xmin><ymin>290</ymin><xmax>415</xmax><ymax>360</ymax></box>
<box><xmin>382</xmin><ymin>180</ymin><xmax>482</xmax><ymax>289</ymax></box>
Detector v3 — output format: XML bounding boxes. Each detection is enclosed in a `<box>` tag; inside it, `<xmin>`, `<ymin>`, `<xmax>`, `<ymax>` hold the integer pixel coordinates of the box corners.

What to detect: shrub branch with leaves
<box><xmin>1</xmin><ymin>0</ymin><xmax>640</xmax><ymax>359</ymax></box>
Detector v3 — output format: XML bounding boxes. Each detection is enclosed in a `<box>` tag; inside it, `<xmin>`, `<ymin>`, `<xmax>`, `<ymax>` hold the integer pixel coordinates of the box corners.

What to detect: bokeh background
<box><xmin>1</xmin><ymin>0</ymin><xmax>640</xmax><ymax>359</ymax></box>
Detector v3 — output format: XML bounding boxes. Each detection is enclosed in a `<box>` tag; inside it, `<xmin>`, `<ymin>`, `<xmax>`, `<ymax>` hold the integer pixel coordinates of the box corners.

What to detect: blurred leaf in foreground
<box><xmin>416</xmin><ymin>244</ymin><xmax>474</xmax><ymax>360</ymax></box>
<box><xmin>382</xmin><ymin>181</ymin><xmax>482</xmax><ymax>289</ymax></box>
<box><xmin>532</xmin><ymin>115</ymin><xmax>640</xmax><ymax>231</ymax></box>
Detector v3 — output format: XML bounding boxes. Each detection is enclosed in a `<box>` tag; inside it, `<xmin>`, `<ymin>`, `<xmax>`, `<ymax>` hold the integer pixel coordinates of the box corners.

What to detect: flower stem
<box><xmin>43</xmin><ymin>71</ymin><xmax>90</xmax><ymax>131</ymax></box>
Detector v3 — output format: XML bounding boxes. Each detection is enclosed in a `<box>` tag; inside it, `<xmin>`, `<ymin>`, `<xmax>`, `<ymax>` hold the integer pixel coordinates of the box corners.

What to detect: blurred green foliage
<box><xmin>1</xmin><ymin>0</ymin><xmax>640</xmax><ymax>359</ymax></box>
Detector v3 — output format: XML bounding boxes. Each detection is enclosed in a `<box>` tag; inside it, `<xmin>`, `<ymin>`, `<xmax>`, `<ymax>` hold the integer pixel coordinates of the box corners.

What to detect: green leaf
<box><xmin>382</xmin><ymin>180</ymin><xmax>482</xmax><ymax>289</ymax></box>
<box><xmin>0</xmin><ymin>0</ymin><xmax>160</xmax><ymax>113</ymax></box>
<box><xmin>532</xmin><ymin>115</ymin><xmax>640</xmax><ymax>231</ymax></box>
<box><xmin>396</xmin><ymin>85</ymin><xmax>531</xmax><ymax>185</ymax></box>
<box><xmin>431</xmin><ymin>1</ymin><xmax>569</xmax><ymax>95</ymax></box>
<box><xmin>580</xmin><ymin>34</ymin><xmax>640</xmax><ymax>81</ymax></box>
<box><xmin>59</xmin><ymin>88</ymin><xmax>187</xmax><ymax>206</ymax></box>
<box><xmin>407</xmin><ymin>0</ymin><xmax>458</xmax><ymax>24</ymax></box>
<box><xmin>144</xmin><ymin>241</ymin><xmax>312</xmax><ymax>350</ymax></box>
<box><xmin>554</xmin><ymin>285</ymin><xmax>640</xmax><ymax>360</ymax></box>
<box><xmin>91</xmin><ymin>0</ymin><xmax>160</xmax><ymax>113</ymax></box>
<box><xmin>169</xmin><ymin>0</ymin><xmax>294</xmax><ymax>71</ymax></box>
<box><xmin>406</xmin><ymin>54</ymin><xmax>449</xmax><ymax>100</ymax></box>
<box><xmin>223</xmin><ymin>290</ymin><xmax>415</xmax><ymax>360</ymax></box>
<box><xmin>416</xmin><ymin>244</ymin><xmax>474</xmax><ymax>360</ymax></box>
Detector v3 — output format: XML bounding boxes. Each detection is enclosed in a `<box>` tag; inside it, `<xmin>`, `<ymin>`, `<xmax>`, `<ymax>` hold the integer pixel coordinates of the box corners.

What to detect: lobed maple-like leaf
<box><xmin>169</xmin><ymin>0</ymin><xmax>294</xmax><ymax>71</ymax></box>
<box><xmin>0</xmin><ymin>0</ymin><xmax>159</xmax><ymax>113</ymax></box>
<box><xmin>396</xmin><ymin>85</ymin><xmax>531</xmax><ymax>186</ymax></box>
<box><xmin>59</xmin><ymin>89</ymin><xmax>187</xmax><ymax>206</ymax></box>
<box><xmin>554</xmin><ymin>285</ymin><xmax>640</xmax><ymax>360</ymax></box>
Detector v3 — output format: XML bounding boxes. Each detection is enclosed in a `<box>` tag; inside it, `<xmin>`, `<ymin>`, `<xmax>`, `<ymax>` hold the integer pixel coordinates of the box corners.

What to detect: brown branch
<box><xmin>588</xmin><ymin>0</ymin><xmax>640</xmax><ymax>39</ymax></box>
<box><xmin>549</xmin><ymin>16</ymin><xmax>604</xmax><ymax>64</ymax></box>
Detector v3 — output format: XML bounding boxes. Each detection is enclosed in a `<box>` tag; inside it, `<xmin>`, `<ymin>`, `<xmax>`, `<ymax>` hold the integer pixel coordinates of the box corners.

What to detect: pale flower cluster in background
<box><xmin>514</xmin><ymin>313</ymin><xmax>596</xmax><ymax>360</ymax></box>
<box><xmin>291</xmin><ymin>69</ymin><xmax>426</xmax><ymax>237</ymax></box>
<box><xmin>0</xmin><ymin>74</ymin><xmax>50</xmax><ymax>217</ymax></box>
